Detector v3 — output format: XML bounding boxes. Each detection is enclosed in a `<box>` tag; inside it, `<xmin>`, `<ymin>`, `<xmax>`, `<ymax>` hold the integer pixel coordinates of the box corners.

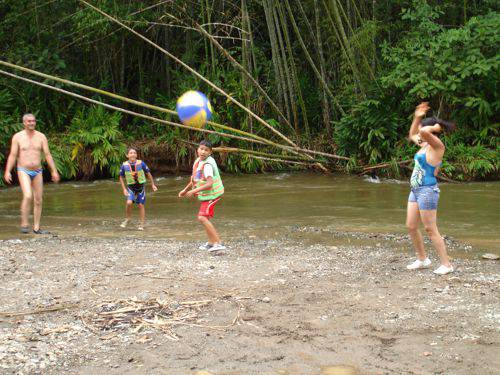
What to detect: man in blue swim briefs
<box><xmin>3</xmin><ymin>113</ymin><xmax>60</xmax><ymax>234</ymax></box>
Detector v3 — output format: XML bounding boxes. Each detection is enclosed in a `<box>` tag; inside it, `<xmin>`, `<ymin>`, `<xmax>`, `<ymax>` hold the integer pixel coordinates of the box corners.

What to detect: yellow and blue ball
<box><xmin>176</xmin><ymin>90</ymin><xmax>213</xmax><ymax>128</ymax></box>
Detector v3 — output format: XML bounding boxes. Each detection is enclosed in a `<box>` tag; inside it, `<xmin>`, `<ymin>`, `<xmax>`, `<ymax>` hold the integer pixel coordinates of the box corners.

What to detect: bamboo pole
<box><xmin>272</xmin><ymin>2</ymin><xmax>295</xmax><ymax>129</ymax></box>
<box><xmin>263</xmin><ymin>0</ymin><xmax>289</xmax><ymax>122</ymax></box>
<box><xmin>0</xmin><ymin>69</ymin><xmax>266</xmax><ymax>145</ymax></box>
<box><xmin>362</xmin><ymin>159</ymin><xmax>412</xmax><ymax>172</ymax></box>
<box><xmin>194</xmin><ymin>23</ymin><xmax>292</xmax><ymax>130</ymax></box>
<box><xmin>335</xmin><ymin>0</ymin><xmax>378</xmax><ymax>84</ymax></box>
<box><xmin>78</xmin><ymin>0</ymin><xmax>300</xmax><ymax>149</ymax></box>
<box><xmin>0</xmin><ymin>59</ymin><xmax>269</xmax><ymax>145</ymax></box>
<box><xmin>314</xmin><ymin>0</ymin><xmax>332</xmax><ymax>136</ymax></box>
<box><xmin>249</xmin><ymin>155</ymin><xmax>316</xmax><ymax>167</ymax></box>
<box><xmin>0</xmin><ymin>67</ymin><xmax>343</xmax><ymax>165</ymax></box>
<box><xmin>276</xmin><ymin>2</ymin><xmax>310</xmax><ymax>137</ymax></box>
<box><xmin>176</xmin><ymin>139</ymin><xmax>323</xmax><ymax>163</ymax></box>
<box><xmin>282</xmin><ymin>0</ymin><xmax>345</xmax><ymax>116</ymax></box>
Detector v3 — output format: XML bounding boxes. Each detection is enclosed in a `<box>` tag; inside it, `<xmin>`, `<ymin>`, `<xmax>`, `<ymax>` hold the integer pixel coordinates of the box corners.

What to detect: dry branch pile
<box><xmin>89</xmin><ymin>297</ymin><xmax>228</xmax><ymax>341</ymax></box>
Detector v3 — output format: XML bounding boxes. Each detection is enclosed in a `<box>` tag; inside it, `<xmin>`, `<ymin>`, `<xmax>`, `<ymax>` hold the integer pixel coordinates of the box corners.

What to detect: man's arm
<box><xmin>3</xmin><ymin>134</ymin><xmax>19</xmax><ymax>184</ymax></box>
<box><xmin>41</xmin><ymin>134</ymin><xmax>60</xmax><ymax>182</ymax></box>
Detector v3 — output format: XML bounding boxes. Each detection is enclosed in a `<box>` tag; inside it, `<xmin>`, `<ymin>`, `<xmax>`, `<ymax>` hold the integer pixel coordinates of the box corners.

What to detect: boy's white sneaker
<box><xmin>199</xmin><ymin>242</ymin><xmax>213</xmax><ymax>251</ymax></box>
<box><xmin>120</xmin><ymin>219</ymin><xmax>129</xmax><ymax>228</ymax></box>
<box><xmin>406</xmin><ymin>258</ymin><xmax>432</xmax><ymax>270</ymax></box>
<box><xmin>137</xmin><ymin>226</ymin><xmax>144</xmax><ymax>231</ymax></box>
<box><xmin>433</xmin><ymin>265</ymin><xmax>454</xmax><ymax>275</ymax></box>
<box><xmin>208</xmin><ymin>243</ymin><xmax>226</xmax><ymax>252</ymax></box>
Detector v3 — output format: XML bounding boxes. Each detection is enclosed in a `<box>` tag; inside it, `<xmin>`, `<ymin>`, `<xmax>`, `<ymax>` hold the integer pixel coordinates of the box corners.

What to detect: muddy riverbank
<box><xmin>1</xmin><ymin>233</ymin><xmax>498</xmax><ymax>374</ymax></box>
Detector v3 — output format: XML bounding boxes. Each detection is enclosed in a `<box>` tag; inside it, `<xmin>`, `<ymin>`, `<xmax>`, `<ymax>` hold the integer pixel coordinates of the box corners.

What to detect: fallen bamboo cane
<box><xmin>176</xmin><ymin>138</ymin><xmax>324</xmax><ymax>163</ymax></box>
<box><xmin>0</xmin><ymin>60</ymin><xmax>270</xmax><ymax>145</ymax></box>
<box><xmin>0</xmin><ymin>69</ymin><xmax>267</xmax><ymax>145</ymax></box>
<box><xmin>0</xmin><ymin>60</ymin><xmax>337</xmax><ymax>163</ymax></box>
<box><xmin>362</xmin><ymin>159</ymin><xmax>412</xmax><ymax>172</ymax></box>
<box><xmin>249</xmin><ymin>155</ymin><xmax>317</xmax><ymax>167</ymax></box>
<box><xmin>0</xmin><ymin>67</ymin><xmax>344</xmax><ymax>167</ymax></box>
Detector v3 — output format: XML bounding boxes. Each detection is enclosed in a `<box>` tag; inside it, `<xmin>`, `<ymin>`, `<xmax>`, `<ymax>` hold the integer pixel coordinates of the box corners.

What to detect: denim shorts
<box><xmin>408</xmin><ymin>184</ymin><xmax>440</xmax><ymax>210</ymax></box>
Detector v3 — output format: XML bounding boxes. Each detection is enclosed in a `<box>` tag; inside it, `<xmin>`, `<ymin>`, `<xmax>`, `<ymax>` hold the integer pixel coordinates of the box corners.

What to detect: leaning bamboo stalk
<box><xmin>284</xmin><ymin>147</ymin><xmax>350</xmax><ymax>161</ymax></box>
<box><xmin>0</xmin><ymin>66</ymin><xmax>347</xmax><ymax>163</ymax></box>
<box><xmin>194</xmin><ymin>23</ymin><xmax>292</xmax><ymax>130</ymax></box>
<box><xmin>274</xmin><ymin>2</ymin><xmax>299</xmax><ymax>133</ymax></box>
<box><xmin>0</xmin><ymin>60</ymin><xmax>269</xmax><ymax>145</ymax></box>
<box><xmin>314</xmin><ymin>0</ymin><xmax>332</xmax><ymax>136</ymax></box>
<box><xmin>177</xmin><ymin>139</ymin><xmax>323</xmax><ymax>163</ymax></box>
<box><xmin>241</xmin><ymin>0</ymin><xmax>254</xmax><ymax>144</ymax></box>
<box><xmin>78</xmin><ymin>0</ymin><xmax>300</xmax><ymax>149</ymax></box>
<box><xmin>262</xmin><ymin>0</ymin><xmax>288</xmax><ymax>121</ymax></box>
<box><xmin>0</xmin><ymin>68</ymin><xmax>337</xmax><ymax>165</ymax></box>
<box><xmin>335</xmin><ymin>0</ymin><xmax>378</xmax><ymax>84</ymax></box>
<box><xmin>272</xmin><ymin>2</ymin><xmax>295</xmax><ymax>128</ymax></box>
<box><xmin>0</xmin><ymin>69</ymin><xmax>266</xmax><ymax>145</ymax></box>
<box><xmin>214</xmin><ymin>147</ymin><xmax>318</xmax><ymax>161</ymax></box>
<box><xmin>249</xmin><ymin>155</ymin><xmax>317</xmax><ymax>167</ymax></box>
<box><xmin>362</xmin><ymin>159</ymin><xmax>412</xmax><ymax>172</ymax></box>
<box><xmin>276</xmin><ymin>2</ymin><xmax>310</xmax><ymax>136</ymax></box>
<box><xmin>325</xmin><ymin>0</ymin><xmax>366</xmax><ymax>97</ymax></box>
<box><xmin>282</xmin><ymin>0</ymin><xmax>345</xmax><ymax>116</ymax></box>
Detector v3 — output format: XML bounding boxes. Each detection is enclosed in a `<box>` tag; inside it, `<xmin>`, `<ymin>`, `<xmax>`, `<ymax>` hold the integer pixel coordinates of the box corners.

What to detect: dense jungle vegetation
<box><xmin>0</xmin><ymin>0</ymin><xmax>498</xmax><ymax>181</ymax></box>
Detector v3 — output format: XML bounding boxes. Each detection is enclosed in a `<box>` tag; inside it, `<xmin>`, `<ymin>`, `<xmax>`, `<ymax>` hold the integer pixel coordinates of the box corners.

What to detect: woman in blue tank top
<box><xmin>406</xmin><ymin>102</ymin><xmax>456</xmax><ymax>275</ymax></box>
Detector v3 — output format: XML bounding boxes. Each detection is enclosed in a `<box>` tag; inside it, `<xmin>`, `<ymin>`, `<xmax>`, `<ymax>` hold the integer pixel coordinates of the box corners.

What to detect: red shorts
<box><xmin>198</xmin><ymin>197</ymin><xmax>222</xmax><ymax>218</ymax></box>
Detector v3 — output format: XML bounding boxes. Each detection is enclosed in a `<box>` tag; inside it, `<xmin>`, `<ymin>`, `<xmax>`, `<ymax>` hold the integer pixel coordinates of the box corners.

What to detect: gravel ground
<box><xmin>0</xmin><ymin>232</ymin><xmax>498</xmax><ymax>375</ymax></box>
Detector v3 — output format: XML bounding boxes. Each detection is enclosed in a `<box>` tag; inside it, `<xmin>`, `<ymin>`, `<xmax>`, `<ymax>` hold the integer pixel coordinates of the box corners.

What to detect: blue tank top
<box><xmin>410</xmin><ymin>148</ymin><xmax>440</xmax><ymax>188</ymax></box>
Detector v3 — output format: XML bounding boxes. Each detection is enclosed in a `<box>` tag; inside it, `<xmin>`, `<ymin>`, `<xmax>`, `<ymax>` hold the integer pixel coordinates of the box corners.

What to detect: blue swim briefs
<box><xmin>17</xmin><ymin>167</ymin><xmax>43</xmax><ymax>180</ymax></box>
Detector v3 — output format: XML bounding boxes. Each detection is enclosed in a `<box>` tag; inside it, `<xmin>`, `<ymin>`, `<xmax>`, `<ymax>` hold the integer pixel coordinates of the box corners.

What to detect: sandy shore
<box><xmin>0</xmin><ymin>233</ymin><xmax>498</xmax><ymax>374</ymax></box>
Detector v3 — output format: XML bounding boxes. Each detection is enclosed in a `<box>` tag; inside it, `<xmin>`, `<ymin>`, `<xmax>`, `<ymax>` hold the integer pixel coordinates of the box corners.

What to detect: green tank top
<box><xmin>193</xmin><ymin>156</ymin><xmax>224</xmax><ymax>201</ymax></box>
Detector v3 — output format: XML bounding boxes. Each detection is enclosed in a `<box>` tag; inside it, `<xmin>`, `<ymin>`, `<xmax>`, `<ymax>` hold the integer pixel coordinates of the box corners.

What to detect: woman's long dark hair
<box><xmin>421</xmin><ymin>117</ymin><xmax>456</xmax><ymax>134</ymax></box>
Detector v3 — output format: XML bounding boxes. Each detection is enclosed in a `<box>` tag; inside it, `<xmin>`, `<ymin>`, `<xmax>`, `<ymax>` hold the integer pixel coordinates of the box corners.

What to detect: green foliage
<box><xmin>0</xmin><ymin>89</ymin><xmax>22</xmax><ymax>185</ymax></box>
<box><xmin>381</xmin><ymin>6</ymin><xmax>499</xmax><ymax>110</ymax></box>
<box><xmin>66</xmin><ymin>106</ymin><xmax>126</xmax><ymax>179</ymax></box>
<box><xmin>442</xmin><ymin>143</ymin><xmax>499</xmax><ymax>181</ymax></box>
<box><xmin>0</xmin><ymin>89</ymin><xmax>21</xmax><ymax>162</ymax></box>
<box><xmin>48</xmin><ymin>141</ymin><xmax>78</xmax><ymax>180</ymax></box>
<box><xmin>0</xmin><ymin>0</ymin><xmax>498</xmax><ymax>181</ymax></box>
<box><xmin>333</xmin><ymin>98</ymin><xmax>403</xmax><ymax>164</ymax></box>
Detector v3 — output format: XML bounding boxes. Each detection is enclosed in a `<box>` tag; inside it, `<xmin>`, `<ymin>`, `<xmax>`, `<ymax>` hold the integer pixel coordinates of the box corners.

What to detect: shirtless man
<box><xmin>3</xmin><ymin>114</ymin><xmax>60</xmax><ymax>234</ymax></box>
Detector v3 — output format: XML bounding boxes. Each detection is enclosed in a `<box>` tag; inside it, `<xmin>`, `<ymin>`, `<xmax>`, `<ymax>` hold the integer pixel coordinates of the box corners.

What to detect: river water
<box><xmin>0</xmin><ymin>173</ymin><xmax>498</xmax><ymax>254</ymax></box>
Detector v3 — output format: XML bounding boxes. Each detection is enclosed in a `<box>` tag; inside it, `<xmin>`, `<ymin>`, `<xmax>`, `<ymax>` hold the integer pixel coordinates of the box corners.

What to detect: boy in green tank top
<box><xmin>119</xmin><ymin>148</ymin><xmax>158</xmax><ymax>230</ymax></box>
<box><xmin>178</xmin><ymin>140</ymin><xmax>225</xmax><ymax>252</ymax></box>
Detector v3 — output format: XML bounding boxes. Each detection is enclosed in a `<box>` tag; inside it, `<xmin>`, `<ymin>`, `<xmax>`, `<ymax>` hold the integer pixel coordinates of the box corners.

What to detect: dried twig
<box><xmin>0</xmin><ymin>304</ymin><xmax>79</xmax><ymax>317</ymax></box>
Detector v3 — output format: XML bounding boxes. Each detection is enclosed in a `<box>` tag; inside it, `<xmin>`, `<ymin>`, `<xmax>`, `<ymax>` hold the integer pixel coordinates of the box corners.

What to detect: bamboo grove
<box><xmin>0</xmin><ymin>0</ymin><xmax>498</xmax><ymax>181</ymax></box>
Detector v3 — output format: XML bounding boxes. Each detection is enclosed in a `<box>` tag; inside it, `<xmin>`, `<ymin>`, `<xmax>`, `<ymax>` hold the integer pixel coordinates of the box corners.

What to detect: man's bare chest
<box><xmin>18</xmin><ymin>137</ymin><xmax>43</xmax><ymax>152</ymax></box>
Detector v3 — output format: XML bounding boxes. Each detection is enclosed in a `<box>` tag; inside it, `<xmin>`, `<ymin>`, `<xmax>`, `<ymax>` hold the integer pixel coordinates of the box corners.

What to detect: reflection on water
<box><xmin>0</xmin><ymin>173</ymin><xmax>498</xmax><ymax>252</ymax></box>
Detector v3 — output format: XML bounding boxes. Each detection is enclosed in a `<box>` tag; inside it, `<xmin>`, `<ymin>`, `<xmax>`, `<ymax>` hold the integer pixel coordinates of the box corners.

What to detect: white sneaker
<box><xmin>199</xmin><ymin>242</ymin><xmax>213</xmax><ymax>251</ymax></box>
<box><xmin>137</xmin><ymin>226</ymin><xmax>144</xmax><ymax>231</ymax></box>
<box><xmin>433</xmin><ymin>265</ymin><xmax>454</xmax><ymax>275</ymax></box>
<box><xmin>120</xmin><ymin>219</ymin><xmax>129</xmax><ymax>228</ymax></box>
<box><xmin>208</xmin><ymin>243</ymin><xmax>226</xmax><ymax>252</ymax></box>
<box><xmin>406</xmin><ymin>258</ymin><xmax>432</xmax><ymax>270</ymax></box>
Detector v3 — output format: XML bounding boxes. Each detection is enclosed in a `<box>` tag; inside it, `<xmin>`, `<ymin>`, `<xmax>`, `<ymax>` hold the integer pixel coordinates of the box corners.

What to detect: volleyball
<box><xmin>176</xmin><ymin>90</ymin><xmax>212</xmax><ymax>128</ymax></box>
